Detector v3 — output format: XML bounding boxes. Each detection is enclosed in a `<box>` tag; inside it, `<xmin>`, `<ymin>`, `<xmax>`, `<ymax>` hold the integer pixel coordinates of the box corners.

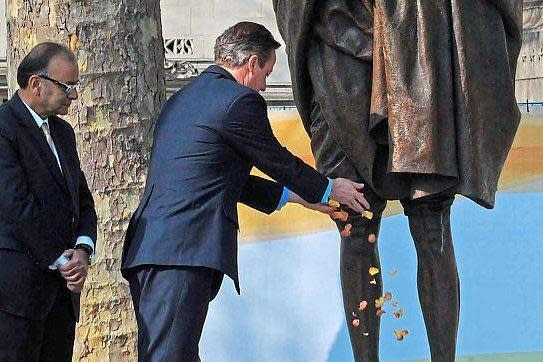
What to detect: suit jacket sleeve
<box><xmin>239</xmin><ymin>175</ymin><xmax>284</xmax><ymax>214</ymax></box>
<box><xmin>221</xmin><ymin>92</ymin><xmax>328</xmax><ymax>204</ymax></box>
<box><xmin>0</xmin><ymin>127</ymin><xmax>69</xmax><ymax>268</ymax></box>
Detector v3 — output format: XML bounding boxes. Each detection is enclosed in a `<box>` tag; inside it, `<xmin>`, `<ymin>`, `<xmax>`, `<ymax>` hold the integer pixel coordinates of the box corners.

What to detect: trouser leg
<box><xmin>402</xmin><ymin>195</ymin><xmax>459</xmax><ymax>362</ymax></box>
<box><xmin>0</xmin><ymin>309</ymin><xmax>43</xmax><ymax>362</ymax></box>
<box><xmin>0</xmin><ymin>285</ymin><xmax>75</xmax><ymax>362</ymax></box>
<box><xmin>128</xmin><ymin>265</ymin><xmax>223</xmax><ymax>362</ymax></box>
<box><xmin>39</xmin><ymin>287</ymin><xmax>76</xmax><ymax>362</ymax></box>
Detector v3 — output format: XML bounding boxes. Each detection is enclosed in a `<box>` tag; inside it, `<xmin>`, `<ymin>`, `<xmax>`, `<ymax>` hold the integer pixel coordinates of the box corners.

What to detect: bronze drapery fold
<box><xmin>274</xmin><ymin>0</ymin><xmax>523</xmax><ymax>208</ymax></box>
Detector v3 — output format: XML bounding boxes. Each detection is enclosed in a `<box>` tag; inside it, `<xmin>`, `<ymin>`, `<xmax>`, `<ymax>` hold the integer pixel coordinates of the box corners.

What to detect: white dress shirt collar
<box><xmin>20</xmin><ymin>98</ymin><xmax>49</xmax><ymax>128</ymax></box>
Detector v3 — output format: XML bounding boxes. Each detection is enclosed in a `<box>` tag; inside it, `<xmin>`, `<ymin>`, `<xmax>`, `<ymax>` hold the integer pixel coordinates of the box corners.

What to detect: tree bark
<box><xmin>6</xmin><ymin>1</ymin><xmax>166</xmax><ymax>360</ymax></box>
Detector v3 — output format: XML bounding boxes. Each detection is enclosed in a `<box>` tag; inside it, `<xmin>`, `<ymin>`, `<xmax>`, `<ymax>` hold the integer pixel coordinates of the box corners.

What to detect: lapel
<box><xmin>49</xmin><ymin>117</ymin><xmax>78</xmax><ymax>209</ymax></box>
<box><xmin>8</xmin><ymin>92</ymin><xmax>70</xmax><ymax>197</ymax></box>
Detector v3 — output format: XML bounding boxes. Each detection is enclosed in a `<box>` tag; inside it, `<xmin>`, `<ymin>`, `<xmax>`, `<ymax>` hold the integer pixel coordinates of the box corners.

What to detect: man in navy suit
<box><xmin>0</xmin><ymin>43</ymin><xmax>97</xmax><ymax>361</ymax></box>
<box><xmin>122</xmin><ymin>22</ymin><xmax>370</xmax><ymax>361</ymax></box>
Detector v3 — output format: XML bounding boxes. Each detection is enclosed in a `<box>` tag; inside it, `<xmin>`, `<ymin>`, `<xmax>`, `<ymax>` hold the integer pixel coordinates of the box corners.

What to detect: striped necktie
<box><xmin>41</xmin><ymin>122</ymin><xmax>63</xmax><ymax>174</ymax></box>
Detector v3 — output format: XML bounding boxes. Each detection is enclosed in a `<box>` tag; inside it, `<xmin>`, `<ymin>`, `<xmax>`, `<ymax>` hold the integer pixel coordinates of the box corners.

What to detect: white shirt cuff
<box><xmin>75</xmin><ymin>236</ymin><xmax>95</xmax><ymax>255</ymax></box>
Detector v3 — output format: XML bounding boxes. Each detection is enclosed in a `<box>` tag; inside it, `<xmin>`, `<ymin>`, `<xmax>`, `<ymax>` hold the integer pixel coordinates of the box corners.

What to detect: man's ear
<box><xmin>248</xmin><ymin>54</ymin><xmax>259</xmax><ymax>74</ymax></box>
<box><xmin>27</xmin><ymin>75</ymin><xmax>42</xmax><ymax>96</ymax></box>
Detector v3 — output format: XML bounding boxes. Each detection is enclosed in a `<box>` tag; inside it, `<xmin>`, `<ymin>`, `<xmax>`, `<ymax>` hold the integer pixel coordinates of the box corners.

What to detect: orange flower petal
<box><xmin>390</xmin><ymin>269</ymin><xmax>398</xmax><ymax>277</ymax></box>
<box><xmin>340</xmin><ymin>229</ymin><xmax>351</xmax><ymax>237</ymax></box>
<box><xmin>391</xmin><ymin>301</ymin><xmax>399</xmax><ymax>308</ymax></box>
<box><xmin>384</xmin><ymin>292</ymin><xmax>393</xmax><ymax>301</ymax></box>
<box><xmin>358</xmin><ymin>300</ymin><xmax>368</xmax><ymax>311</ymax></box>
<box><xmin>376</xmin><ymin>309</ymin><xmax>386</xmax><ymax>316</ymax></box>
<box><xmin>394</xmin><ymin>329</ymin><xmax>409</xmax><ymax>341</ymax></box>
<box><xmin>352</xmin><ymin>319</ymin><xmax>360</xmax><ymax>328</ymax></box>
<box><xmin>328</xmin><ymin>199</ymin><xmax>340</xmax><ymax>208</ymax></box>
<box><xmin>331</xmin><ymin>210</ymin><xmax>349</xmax><ymax>222</ymax></box>
<box><xmin>394</xmin><ymin>309</ymin><xmax>404</xmax><ymax>319</ymax></box>
<box><xmin>368</xmin><ymin>234</ymin><xmax>376</xmax><ymax>243</ymax></box>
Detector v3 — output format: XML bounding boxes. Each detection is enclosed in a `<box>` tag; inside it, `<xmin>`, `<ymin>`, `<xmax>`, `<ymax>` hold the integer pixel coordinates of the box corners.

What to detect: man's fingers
<box><xmin>61</xmin><ymin>270</ymin><xmax>80</xmax><ymax>280</ymax></box>
<box><xmin>63</xmin><ymin>270</ymin><xmax>85</xmax><ymax>282</ymax></box>
<box><xmin>353</xmin><ymin>182</ymin><xmax>365</xmax><ymax>190</ymax></box>
<box><xmin>347</xmin><ymin>200</ymin><xmax>363</xmax><ymax>214</ymax></box>
<box><xmin>67</xmin><ymin>277</ymin><xmax>86</xmax><ymax>292</ymax></box>
<box><xmin>67</xmin><ymin>282</ymin><xmax>83</xmax><ymax>293</ymax></box>
<box><xmin>61</xmin><ymin>264</ymin><xmax>88</xmax><ymax>278</ymax></box>
<box><xmin>58</xmin><ymin>262</ymin><xmax>81</xmax><ymax>275</ymax></box>
<box><xmin>355</xmin><ymin>193</ymin><xmax>371</xmax><ymax>210</ymax></box>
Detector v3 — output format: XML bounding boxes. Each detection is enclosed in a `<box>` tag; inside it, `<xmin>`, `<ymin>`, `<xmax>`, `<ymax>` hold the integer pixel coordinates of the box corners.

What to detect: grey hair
<box><xmin>214</xmin><ymin>22</ymin><xmax>281</xmax><ymax>68</ymax></box>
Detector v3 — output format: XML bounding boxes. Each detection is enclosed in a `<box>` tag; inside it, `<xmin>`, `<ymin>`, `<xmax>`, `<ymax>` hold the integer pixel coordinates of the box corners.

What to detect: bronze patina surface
<box><xmin>274</xmin><ymin>1</ymin><xmax>523</xmax><ymax>361</ymax></box>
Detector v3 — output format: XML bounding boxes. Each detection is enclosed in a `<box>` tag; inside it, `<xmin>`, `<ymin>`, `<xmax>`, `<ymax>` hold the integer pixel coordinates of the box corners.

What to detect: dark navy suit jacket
<box><xmin>0</xmin><ymin>93</ymin><xmax>97</xmax><ymax>320</ymax></box>
<box><xmin>122</xmin><ymin>65</ymin><xmax>328</xmax><ymax>291</ymax></box>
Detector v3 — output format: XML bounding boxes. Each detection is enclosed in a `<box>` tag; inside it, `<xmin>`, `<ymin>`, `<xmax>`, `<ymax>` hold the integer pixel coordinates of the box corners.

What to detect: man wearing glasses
<box><xmin>0</xmin><ymin>42</ymin><xmax>97</xmax><ymax>361</ymax></box>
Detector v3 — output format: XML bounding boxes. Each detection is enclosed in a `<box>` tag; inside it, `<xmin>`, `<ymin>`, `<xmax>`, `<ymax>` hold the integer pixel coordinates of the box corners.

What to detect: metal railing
<box><xmin>518</xmin><ymin>100</ymin><xmax>543</xmax><ymax>114</ymax></box>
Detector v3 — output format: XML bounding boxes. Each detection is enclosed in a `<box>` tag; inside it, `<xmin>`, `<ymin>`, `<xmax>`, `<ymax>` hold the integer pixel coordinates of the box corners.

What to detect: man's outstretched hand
<box><xmin>288</xmin><ymin>191</ymin><xmax>336</xmax><ymax>215</ymax></box>
<box><xmin>329</xmin><ymin>178</ymin><xmax>370</xmax><ymax>214</ymax></box>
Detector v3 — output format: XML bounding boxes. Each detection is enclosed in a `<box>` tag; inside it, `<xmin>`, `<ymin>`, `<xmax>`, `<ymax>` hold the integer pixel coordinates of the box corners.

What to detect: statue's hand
<box><xmin>329</xmin><ymin>178</ymin><xmax>370</xmax><ymax>214</ymax></box>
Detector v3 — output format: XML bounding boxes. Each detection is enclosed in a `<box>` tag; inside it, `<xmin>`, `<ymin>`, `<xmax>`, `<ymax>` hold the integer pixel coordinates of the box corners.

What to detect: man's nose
<box><xmin>68</xmin><ymin>89</ymin><xmax>78</xmax><ymax>100</ymax></box>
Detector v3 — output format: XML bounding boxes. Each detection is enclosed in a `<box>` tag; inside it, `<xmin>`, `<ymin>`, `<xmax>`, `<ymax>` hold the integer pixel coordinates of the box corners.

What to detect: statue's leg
<box><xmin>402</xmin><ymin>195</ymin><xmax>459</xmax><ymax>361</ymax></box>
<box><xmin>336</xmin><ymin>210</ymin><xmax>384</xmax><ymax>362</ymax></box>
<box><xmin>307</xmin><ymin>93</ymin><xmax>387</xmax><ymax>361</ymax></box>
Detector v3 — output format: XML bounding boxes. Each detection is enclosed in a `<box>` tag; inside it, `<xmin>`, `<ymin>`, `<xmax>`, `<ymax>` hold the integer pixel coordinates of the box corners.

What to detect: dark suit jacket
<box><xmin>0</xmin><ymin>92</ymin><xmax>97</xmax><ymax>320</ymax></box>
<box><xmin>122</xmin><ymin>65</ymin><xmax>328</xmax><ymax>291</ymax></box>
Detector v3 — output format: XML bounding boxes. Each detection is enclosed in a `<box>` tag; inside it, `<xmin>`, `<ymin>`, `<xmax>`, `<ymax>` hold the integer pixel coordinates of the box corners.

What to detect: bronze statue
<box><xmin>273</xmin><ymin>1</ymin><xmax>523</xmax><ymax>361</ymax></box>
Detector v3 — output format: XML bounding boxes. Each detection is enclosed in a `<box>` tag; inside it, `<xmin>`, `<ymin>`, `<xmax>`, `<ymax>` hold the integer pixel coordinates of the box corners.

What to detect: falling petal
<box><xmin>363</xmin><ymin>210</ymin><xmax>373</xmax><ymax>219</ymax></box>
<box><xmin>376</xmin><ymin>309</ymin><xmax>386</xmax><ymax>316</ymax></box>
<box><xmin>359</xmin><ymin>301</ymin><xmax>368</xmax><ymax>311</ymax></box>
<box><xmin>384</xmin><ymin>292</ymin><xmax>393</xmax><ymax>301</ymax></box>
<box><xmin>394</xmin><ymin>309</ymin><xmax>404</xmax><ymax>319</ymax></box>
<box><xmin>369</xmin><ymin>279</ymin><xmax>377</xmax><ymax>285</ymax></box>
<box><xmin>369</xmin><ymin>267</ymin><xmax>380</xmax><ymax>276</ymax></box>
<box><xmin>352</xmin><ymin>319</ymin><xmax>360</xmax><ymax>328</ymax></box>
<box><xmin>375</xmin><ymin>297</ymin><xmax>385</xmax><ymax>308</ymax></box>
<box><xmin>362</xmin><ymin>332</ymin><xmax>370</xmax><ymax>336</ymax></box>
<box><xmin>328</xmin><ymin>199</ymin><xmax>340</xmax><ymax>208</ymax></box>
<box><xmin>331</xmin><ymin>210</ymin><xmax>349</xmax><ymax>222</ymax></box>
<box><xmin>394</xmin><ymin>330</ymin><xmax>409</xmax><ymax>341</ymax></box>
<box><xmin>341</xmin><ymin>224</ymin><xmax>353</xmax><ymax>237</ymax></box>
<box><xmin>391</xmin><ymin>301</ymin><xmax>399</xmax><ymax>308</ymax></box>
<box><xmin>352</xmin><ymin>312</ymin><xmax>357</xmax><ymax>317</ymax></box>
<box><xmin>368</xmin><ymin>234</ymin><xmax>376</xmax><ymax>244</ymax></box>
<box><xmin>390</xmin><ymin>269</ymin><xmax>398</xmax><ymax>277</ymax></box>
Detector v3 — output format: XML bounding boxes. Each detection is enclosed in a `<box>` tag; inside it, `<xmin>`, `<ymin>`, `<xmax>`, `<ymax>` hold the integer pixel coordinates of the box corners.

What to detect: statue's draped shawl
<box><xmin>274</xmin><ymin>0</ymin><xmax>523</xmax><ymax>208</ymax></box>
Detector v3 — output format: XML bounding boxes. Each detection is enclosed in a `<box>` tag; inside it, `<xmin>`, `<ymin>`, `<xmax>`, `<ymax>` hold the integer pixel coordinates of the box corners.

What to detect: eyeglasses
<box><xmin>37</xmin><ymin>74</ymin><xmax>80</xmax><ymax>94</ymax></box>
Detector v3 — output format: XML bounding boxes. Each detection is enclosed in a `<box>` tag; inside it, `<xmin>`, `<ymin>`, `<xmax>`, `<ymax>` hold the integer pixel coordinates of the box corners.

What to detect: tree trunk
<box><xmin>6</xmin><ymin>1</ymin><xmax>166</xmax><ymax>360</ymax></box>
